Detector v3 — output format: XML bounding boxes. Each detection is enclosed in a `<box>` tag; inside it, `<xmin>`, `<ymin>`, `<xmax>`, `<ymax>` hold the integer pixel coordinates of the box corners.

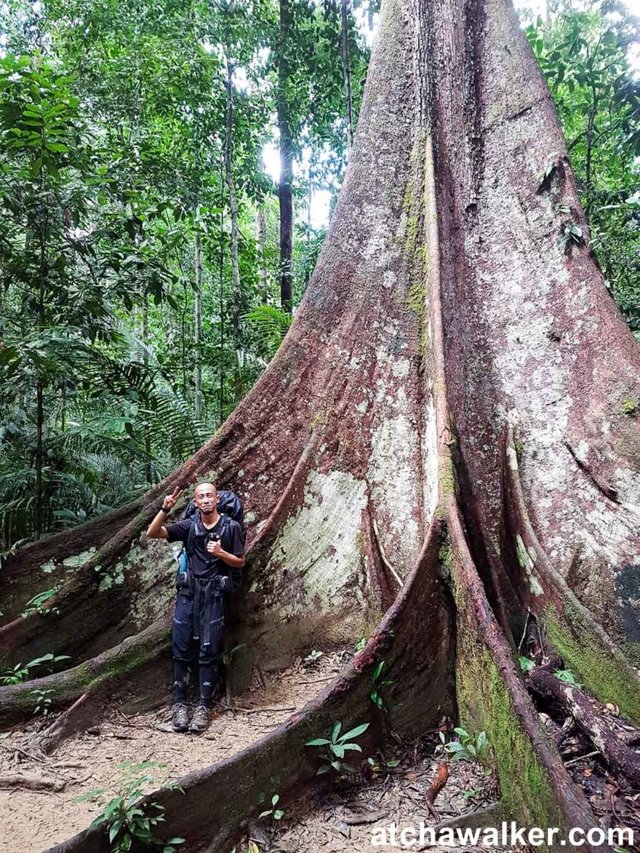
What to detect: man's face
<box><xmin>194</xmin><ymin>483</ymin><xmax>217</xmax><ymax>514</ymax></box>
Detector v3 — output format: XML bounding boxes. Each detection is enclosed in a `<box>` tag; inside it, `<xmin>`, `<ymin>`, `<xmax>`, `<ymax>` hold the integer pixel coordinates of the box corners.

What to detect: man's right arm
<box><xmin>146</xmin><ymin>486</ymin><xmax>183</xmax><ymax>539</ymax></box>
<box><xmin>146</xmin><ymin>507</ymin><xmax>171</xmax><ymax>539</ymax></box>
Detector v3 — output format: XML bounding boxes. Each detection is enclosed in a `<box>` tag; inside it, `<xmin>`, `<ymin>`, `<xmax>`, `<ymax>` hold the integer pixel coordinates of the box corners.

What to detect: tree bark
<box><xmin>3</xmin><ymin>0</ymin><xmax>640</xmax><ymax>849</ymax></box>
<box><xmin>277</xmin><ymin>0</ymin><xmax>294</xmax><ymax>312</ymax></box>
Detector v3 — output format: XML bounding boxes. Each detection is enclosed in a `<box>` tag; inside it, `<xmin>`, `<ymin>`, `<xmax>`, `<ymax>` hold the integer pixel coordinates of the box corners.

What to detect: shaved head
<box><xmin>194</xmin><ymin>482</ymin><xmax>217</xmax><ymax>498</ymax></box>
<box><xmin>193</xmin><ymin>483</ymin><xmax>217</xmax><ymax>518</ymax></box>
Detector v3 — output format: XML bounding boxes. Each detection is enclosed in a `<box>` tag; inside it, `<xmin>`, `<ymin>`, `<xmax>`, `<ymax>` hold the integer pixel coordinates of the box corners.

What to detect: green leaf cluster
<box><xmin>306</xmin><ymin>719</ymin><xmax>370</xmax><ymax>775</ymax></box>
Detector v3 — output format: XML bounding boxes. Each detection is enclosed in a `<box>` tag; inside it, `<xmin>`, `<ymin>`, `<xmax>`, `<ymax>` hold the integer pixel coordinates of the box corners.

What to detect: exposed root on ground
<box><xmin>529</xmin><ymin>664</ymin><xmax>640</xmax><ymax>789</ymax></box>
<box><xmin>0</xmin><ymin>619</ymin><xmax>169</xmax><ymax>728</ymax></box>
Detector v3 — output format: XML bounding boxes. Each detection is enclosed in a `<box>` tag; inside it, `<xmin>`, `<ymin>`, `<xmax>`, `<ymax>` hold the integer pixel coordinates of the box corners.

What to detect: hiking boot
<box><xmin>171</xmin><ymin>702</ymin><xmax>189</xmax><ymax>733</ymax></box>
<box><xmin>188</xmin><ymin>704</ymin><xmax>209</xmax><ymax>734</ymax></box>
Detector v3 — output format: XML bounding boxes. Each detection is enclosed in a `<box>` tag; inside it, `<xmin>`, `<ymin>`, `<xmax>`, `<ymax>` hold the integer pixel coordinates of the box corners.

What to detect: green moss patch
<box><xmin>543</xmin><ymin>602</ymin><xmax>640</xmax><ymax>724</ymax></box>
<box><xmin>456</xmin><ymin>640</ymin><xmax>564</xmax><ymax>841</ymax></box>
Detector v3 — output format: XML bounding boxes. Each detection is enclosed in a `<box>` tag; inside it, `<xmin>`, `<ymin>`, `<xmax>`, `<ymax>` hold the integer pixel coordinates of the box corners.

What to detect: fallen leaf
<box><xmin>335</xmin><ymin>821</ymin><xmax>351</xmax><ymax>838</ymax></box>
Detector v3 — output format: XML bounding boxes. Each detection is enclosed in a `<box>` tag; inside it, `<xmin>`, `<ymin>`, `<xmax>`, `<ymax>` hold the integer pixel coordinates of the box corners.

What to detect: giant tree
<box><xmin>1</xmin><ymin>0</ymin><xmax>640</xmax><ymax>850</ymax></box>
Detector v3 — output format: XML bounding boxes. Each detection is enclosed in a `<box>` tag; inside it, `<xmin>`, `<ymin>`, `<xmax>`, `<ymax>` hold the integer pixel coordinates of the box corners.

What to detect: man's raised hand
<box><xmin>162</xmin><ymin>486</ymin><xmax>183</xmax><ymax>512</ymax></box>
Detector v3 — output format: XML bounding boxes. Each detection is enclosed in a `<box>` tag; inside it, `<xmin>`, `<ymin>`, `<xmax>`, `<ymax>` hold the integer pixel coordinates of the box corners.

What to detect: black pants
<box><xmin>171</xmin><ymin>588</ymin><xmax>224</xmax><ymax>706</ymax></box>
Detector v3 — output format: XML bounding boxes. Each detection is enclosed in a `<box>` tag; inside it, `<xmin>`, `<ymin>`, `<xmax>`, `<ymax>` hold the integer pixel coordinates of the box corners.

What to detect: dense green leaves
<box><xmin>524</xmin><ymin>0</ymin><xmax>640</xmax><ymax>330</ymax></box>
<box><xmin>0</xmin><ymin>0</ymin><xmax>370</xmax><ymax>549</ymax></box>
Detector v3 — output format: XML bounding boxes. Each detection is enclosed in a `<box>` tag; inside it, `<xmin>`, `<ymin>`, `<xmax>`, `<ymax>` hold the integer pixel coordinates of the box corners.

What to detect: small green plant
<box><xmin>0</xmin><ymin>662</ymin><xmax>32</xmax><ymax>685</ymax></box>
<box><xmin>21</xmin><ymin>588</ymin><xmax>59</xmax><ymax>617</ymax></box>
<box><xmin>0</xmin><ymin>652</ymin><xmax>70</xmax><ymax>685</ymax></box>
<box><xmin>306</xmin><ymin>720</ymin><xmax>370</xmax><ymax>775</ymax></box>
<box><xmin>554</xmin><ymin>668</ymin><xmax>582</xmax><ymax>688</ymax></box>
<box><xmin>462</xmin><ymin>785</ymin><xmax>486</xmax><ymax>799</ymax></box>
<box><xmin>28</xmin><ymin>652</ymin><xmax>71</xmax><ymax>673</ymax></box>
<box><xmin>436</xmin><ymin>728</ymin><xmax>490</xmax><ymax>763</ymax></box>
<box><xmin>354</xmin><ymin>637</ymin><xmax>367</xmax><ymax>652</ymax></box>
<box><xmin>32</xmin><ymin>688</ymin><xmax>54</xmax><ymax>717</ymax></box>
<box><xmin>370</xmin><ymin>660</ymin><xmax>393</xmax><ymax>711</ymax></box>
<box><xmin>561</xmin><ymin>222</ymin><xmax>584</xmax><ymax>250</ymax></box>
<box><xmin>518</xmin><ymin>656</ymin><xmax>535</xmax><ymax>673</ymax></box>
<box><xmin>221</xmin><ymin>644</ymin><xmax>245</xmax><ymax>666</ymax></box>
<box><xmin>77</xmin><ymin>760</ymin><xmax>185</xmax><ymax>853</ymax></box>
<box><xmin>302</xmin><ymin>649</ymin><xmax>323</xmax><ymax>668</ymax></box>
<box><xmin>259</xmin><ymin>793</ymin><xmax>285</xmax><ymax>821</ymax></box>
<box><xmin>621</xmin><ymin>398</ymin><xmax>637</xmax><ymax>416</ymax></box>
<box><xmin>365</xmin><ymin>754</ymin><xmax>401</xmax><ymax>775</ymax></box>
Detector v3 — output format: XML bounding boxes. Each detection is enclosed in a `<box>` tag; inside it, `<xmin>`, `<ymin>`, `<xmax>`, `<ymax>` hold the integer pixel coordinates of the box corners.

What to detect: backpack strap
<box><xmin>186</xmin><ymin>514</ymin><xmax>197</xmax><ymax>558</ymax></box>
<box><xmin>185</xmin><ymin>513</ymin><xmax>232</xmax><ymax>568</ymax></box>
<box><xmin>218</xmin><ymin>514</ymin><xmax>232</xmax><ymax>541</ymax></box>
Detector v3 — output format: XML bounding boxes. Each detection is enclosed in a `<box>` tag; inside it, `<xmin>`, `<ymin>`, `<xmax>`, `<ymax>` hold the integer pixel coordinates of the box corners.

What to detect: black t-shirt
<box><xmin>165</xmin><ymin>513</ymin><xmax>245</xmax><ymax>581</ymax></box>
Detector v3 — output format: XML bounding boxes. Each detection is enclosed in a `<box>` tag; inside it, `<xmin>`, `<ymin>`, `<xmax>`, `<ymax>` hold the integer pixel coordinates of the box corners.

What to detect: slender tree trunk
<box><xmin>340</xmin><ymin>0</ymin><xmax>354</xmax><ymax>149</ymax></box>
<box><xmin>60</xmin><ymin>382</ymin><xmax>66</xmax><ymax>433</ymax></box>
<box><xmin>142</xmin><ymin>297</ymin><xmax>153</xmax><ymax>485</ymax></box>
<box><xmin>35</xmin><ymin>379</ymin><xmax>44</xmax><ymax>540</ymax></box>
<box><xmin>367</xmin><ymin>0</ymin><xmax>375</xmax><ymax>31</ymax></box>
<box><xmin>194</xmin><ymin>229</ymin><xmax>203</xmax><ymax>421</ymax></box>
<box><xmin>277</xmin><ymin>0</ymin><xmax>294</xmax><ymax>312</ymax></box>
<box><xmin>585</xmin><ymin>80</ymin><xmax>597</xmax><ymax>220</ymax></box>
<box><xmin>35</xmin><ymin>199</ymin><xmax>47</xmax><ymax>540</ymax></box>
<box><xmin>256</xmin><ymin>207</ymin><xmax>269</xmax><ymax>303</ymax></box>
<box><xmin>218</xmin><ymin>156</ymin><xmax>225</xmax><ymax>425</ymax></box>
<box><xmin>224</xmin><ymin>60</ymin><xmax>243</xmax><ymax>402</ymax></box>
<box><xmin>181</xmin><ymin>280</ymin><xmax>188</xmax><ymax>398</ymax></box>
<box><xmin>305</xmin><ymin>164</ymin><xmax>314</xmax><ymax>289</ymax></box>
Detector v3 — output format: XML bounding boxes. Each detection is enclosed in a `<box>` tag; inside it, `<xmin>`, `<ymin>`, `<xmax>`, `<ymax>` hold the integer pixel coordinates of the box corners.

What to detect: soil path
<box><xmin>0</xmin><ymin>651</ymin><xmax>345</xmax><ymax>852</ymax></box>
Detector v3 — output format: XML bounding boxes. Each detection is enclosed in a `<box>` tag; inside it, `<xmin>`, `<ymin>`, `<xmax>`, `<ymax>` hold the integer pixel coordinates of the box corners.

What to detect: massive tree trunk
<box><xmin>2</xmin><ymin>0</ymin><xmax>640</xmax><ymax>849</ymax></box>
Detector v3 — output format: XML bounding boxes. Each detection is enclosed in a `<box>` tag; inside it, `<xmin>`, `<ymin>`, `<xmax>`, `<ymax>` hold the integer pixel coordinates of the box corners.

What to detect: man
<box><xmin>146</xmin><ymin>482</ymin><xmax>245</xmax><ymax>734</ymax></box>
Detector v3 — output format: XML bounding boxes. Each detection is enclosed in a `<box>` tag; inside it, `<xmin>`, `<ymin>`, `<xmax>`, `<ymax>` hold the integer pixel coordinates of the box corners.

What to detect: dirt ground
<box><xmin>0</xmin><ymin>650</ymin><xmax>346</xmax><ymax>852</ymax></box>
<box><xmin>7</xmin><ymin>647</ymin><xmax>625</xmax><ymax>853</ymax></box>
<box><xmin>238</xmin><ymin>747</ymin><xmax>521</xmax><ymax>853</ymax></box>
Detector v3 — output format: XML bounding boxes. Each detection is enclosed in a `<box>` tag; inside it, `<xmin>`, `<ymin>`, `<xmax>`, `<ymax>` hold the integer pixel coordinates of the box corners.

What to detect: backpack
<box><xmin>176</xmin><ymin>490</ymin><xmax>246</xmax><ymax>581</ymax></box>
